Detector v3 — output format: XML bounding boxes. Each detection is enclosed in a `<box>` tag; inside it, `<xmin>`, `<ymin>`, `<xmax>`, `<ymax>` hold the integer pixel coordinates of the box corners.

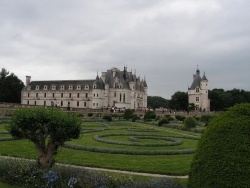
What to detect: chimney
<box><xmin>26</xmin><ymin>76</ymin><xmax>31</xmax><ymax>86</ymax></box>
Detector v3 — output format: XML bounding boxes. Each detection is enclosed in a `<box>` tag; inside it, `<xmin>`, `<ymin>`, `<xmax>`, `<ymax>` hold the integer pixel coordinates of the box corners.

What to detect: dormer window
<box><xmin>61</xmin><ymin>85</ymin><xmax>64</xmax><ymax>90</ymax></box>
<box><xmin>52</xmin><ymin>85</ymin><xmax>56</xmax><ymax>90</ymax></box>
<box><xmin>36</xmin><ymin>85</ymin><xmax>39</xmax><ymax>90</ymax></box>
<box><xmin>93</xmin><ymin>84</ymin><xmax>96</xmax><ymax>89</ymax></box>
<box><xmin>27</xmin><ymin>86</ymin><xmax>31</xmax><ymax>90</ymax></box>
<box><xmin>196</xmin><ymin>88</ymin><xmax>199</xmax><ymax>92</ymax></box>
<box><xmin>77</xmin><ymin>85</ymin><xmax>81</xmax><ymax>90</ymax></box>
<box><xmin>85</xmin><ymin>85</ymin><xmax>89</xmax><ymax>90</ymax></box>
<box><xmin>69</xmin><ymin>85</ymin><xmax>73</xmax><ymax>90</ymax></box>
<box><xmin>44</xmin><ymin>85</ymin><xmax>48</xmax><ymax>90</ymax></box>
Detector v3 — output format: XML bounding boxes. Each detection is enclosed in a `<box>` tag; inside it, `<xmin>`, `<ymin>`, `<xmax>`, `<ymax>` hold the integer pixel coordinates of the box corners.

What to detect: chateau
<box><xmin>21</xmin><ymin>67</ymin><xmax>148</xmax><ymax>110</ymax></box>
<box><xmin>188</xmin><ymin>67</ymin><xmax>210</xmax><ymax>111</ymax></box>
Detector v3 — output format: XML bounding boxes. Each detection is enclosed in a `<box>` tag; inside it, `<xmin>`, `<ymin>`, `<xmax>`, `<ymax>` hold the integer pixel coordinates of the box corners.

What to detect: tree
<box><xmin>7</xmin><ymin>107</ymin><xmax>82</xmax><ymax>168</ymax></box>
<box><xmin>169</xmin><ymin>91</ymin><xmax>188</xmax><ymax>111</ymax></box>
<box><xmin>147</xmin><ymin>96</ymin><xmax>169</xmax><ymax>109</ymax></box>
<box><xmin>188</xmin><ymin>103</ymin><xmax>250</xmax><ymax>187</ymax></box>
<box><xmin>0</xmin><ymin>68</ymin><xmax>24</xmax><ymax>103</ymax></box>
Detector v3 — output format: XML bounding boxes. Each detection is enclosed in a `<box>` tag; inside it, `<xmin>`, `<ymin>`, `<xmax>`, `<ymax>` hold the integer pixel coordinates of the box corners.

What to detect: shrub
<box><xmin>87</xmin><ymin>113</ymin><xmax>93</xmax><ymax>117</ymax></box>
<box><xmin>144</xmin><ymin>111</ymin><xmax>156</xmax><ymax>120</ymax></box>
<box><xmin>184</xmin><ymin>117</ymin><xmax>197</xmax><ymax>129</ymax></box>
<box><xmin>102</xmin><ymin>114</ymin><xmax>112</xmax><ymax>122</ymax></box>
<box><xmin>164</xmin><ymin>115</ymin><xmax>175</xmax><ymax>121</ymax></box>
<box><xmin>188</xmin><ymin>103</ymin><xmax>250</xmax><ymax>188</ymax></box>
<box><xmin>123</xmin><ymin>109</ymin><xmax>134</xmax><ymax>120</ymax></box>
<box><xmin>200</xmin><ymin>114</ymin><xmax>218</xmax><ymax>126</ymax></box>
<box><xmin>175</xmin><ymin>115</ymin><xmax>186</xmax><ymax>121</ymax></box>
<box><xmin>131</xmin><ymin>114</ymin><xmax>140</xmax><ymax>122</ymax></box>
<box><xmin>158</xmin><ymin>118</ymin><xmax>170</xmax><ymax>126</ymax></box>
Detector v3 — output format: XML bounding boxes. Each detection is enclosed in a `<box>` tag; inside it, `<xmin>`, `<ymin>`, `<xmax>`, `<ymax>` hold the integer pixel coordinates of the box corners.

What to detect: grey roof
<box><xmin>201</xmin><ymin>73</ymin><xmax>208</xmax><ymax>81</ymax></box>
<box><xmin>189</xmin><ymin>69</ymin><xmax>208</xmax><ymax>90</ymax></box>
<box><xmin>26</xmin><ymin>80</ymin><xmax>96</xmax><ymax>90</ymax></box>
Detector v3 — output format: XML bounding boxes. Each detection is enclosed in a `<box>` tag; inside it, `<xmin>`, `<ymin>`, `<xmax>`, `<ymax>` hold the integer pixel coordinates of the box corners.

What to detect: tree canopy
<box><xmin>209</xmin><ymin>88</ymin><xmax>250</xmax><ymax>111</ymax></box>
<box><xmin>0</xmin><ymin>68</ymin><xmax>24</xmax><ymax>103</ymax></box>
<box><xmin>168</xmin><ymin>91</ymin><xmax>188</xmax><ymax>111</ymax></box>
<box><xmin>7</xmin><ymin>107</ymin><xmax>82</xmax><ymax>168</ymax></box>
<box><xmin>147</xmin><ymin>96</ymin><xmax>169</xmax><ymax>109</ymax></box>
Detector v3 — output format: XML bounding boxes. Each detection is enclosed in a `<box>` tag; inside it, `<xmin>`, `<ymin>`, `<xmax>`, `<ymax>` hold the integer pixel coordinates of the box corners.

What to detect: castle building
<box><xmin>188</xmin><ymin>67</ymin><xmax>210</xmax><ymax>111</ymax></box>
<box><xmin>21</xmin><ymin>67</ymin><xmax>148</xmax><ymax>110</ymax></box>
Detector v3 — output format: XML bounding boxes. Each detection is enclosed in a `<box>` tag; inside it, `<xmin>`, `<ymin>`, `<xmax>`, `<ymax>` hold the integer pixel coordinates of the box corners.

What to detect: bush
<box><xmin>144</xmin><ymin>111</ymin><xmax>156</xmax><ymax>120</ymax></box>
<box><xmin>102</xmin><ymin>115</ymin><xmax>112</xmax><ymax>122</ymax></box>
<box><xmin>184</xmin><ymin>117</ymin><xmax>197</xmax><ymax>129</ymax></box>
<box><xmin>123</xmin><ymin>109</ymin><xmax>134</xmax><ymax>120</ymax></box>
<box><xmin>164</xmin><ymin>115</ymin><xmax>175</xmax><ymax>121</ymax></box>
<box><xmin>131</xmin><ymin>114</ymin><xmax>140</xmax><ymax>122</ymax></box>
<box><xmin>200</xmin><ymin>114</ymin><xmax>218</xmax><ymax>126</ymax></box>
<box><xmin>188</xmin><ymin>103</ymin><xmax>250</xmax><ymax>188</ymax></box>
<box><xmin>87</xmin><ymin>113</ymin><xmax>93</xmax><ymax>117</ymax></box>
<box><xmin>175</xmin><ymin>115</ymin><xmax>186</xmax><ymax>121</ymax></box>
<box><xmin>158</xmin><ymin>118</ymin><xmax>170</xmax><ymax>126</ymax></box>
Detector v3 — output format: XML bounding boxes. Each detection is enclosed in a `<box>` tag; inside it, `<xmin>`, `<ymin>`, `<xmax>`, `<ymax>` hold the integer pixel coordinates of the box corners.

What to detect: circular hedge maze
<box><xmin>64</xmin><ymin>122</ymin><xmax>199</xmax><ymax>156</ymax></box>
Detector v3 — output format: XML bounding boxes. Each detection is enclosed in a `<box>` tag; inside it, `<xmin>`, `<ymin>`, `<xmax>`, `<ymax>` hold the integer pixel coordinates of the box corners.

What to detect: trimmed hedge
<box><xmin>188</xmin><ymin>103</ymin><xmax>250</xmax><ymax>188</ymax></box>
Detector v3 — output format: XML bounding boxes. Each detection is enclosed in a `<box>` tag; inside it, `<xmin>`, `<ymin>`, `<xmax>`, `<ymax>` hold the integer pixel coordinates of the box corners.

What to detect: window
<box><xmin>61</xmin><ymin>93</ymin><xmax>63</xmax><ymax>98</ymax></box>
<box><xmin>69</xmin><ymin>85</ymin><xmax>73</xmax><ymax>90</ymax></box>
<box><xmin>93</xmin><ymin>103</ymin><xmax>95</xmax><ymax>106</ymax></box>
<box><xmin>52</xmin><ymin>93</ymin><xmax>55</xmax><ymax>98</ymax></box>
<box><xmin>196</xmin><ymin>97</ymin><xmax>199</xmax><ymax>102</ymax></box>
<box><xmin>61</xmin><ymin>101</ymin><xmax>63</xmax><ymax>106</ymax></box>
<box><xmin>44</xmin><ymin>93</ymin><xmax>46</xmax><ymax>98</ymax></box>
<box><xmin>94</xmin><ymin>94</ymin><xmax>95</xmax><ymax>97</ymax></box>
<box><xmin>85</xmin><ymin>93</ymin><xmax>88</xmax><ymax>98</ymax></box>
<box><xmin>77</xmin><ymin>85</ymin><xmax>81</xmax><ymax>90</ymax></box>
<box><xmin>123</xmin><ymin>93</ymin><xmax>125</xmax><ymax>102</ymax></box>
<box><xmin>61</xmin><ymin>85</ymin><xmax>64</xmax><ymax>90</ymax></box>
<box><xmin>77</xmin><ymin>101</ymin><xmax>79</xmax><ymax>107</ymax></box>
<box><xmin>44</xmin><ymin>85</ymin><xmax>47</xmax><ymax>90</ymax></box>
<box><xmin>44</xmin><ymin>101</ymin><xmax>46</xmax><ymax>106</ymax></box>
<box><xmin>52</xmin><ymin>85</ymin><xmax>56</xmax><ymax>90</ymax></box>
<box><xmin>27</xmin><ymin>100</ymin><xmax>29</xmax><ymax>105</ymax></box>
<box><xmin>120</xmin><ymin>93</ymin><xmax>122</xmax><ymax>102</ymax></box>
<box><xmin>77</xmin><ymin>93</ymin><xmax>80</xmax><ymax>98</ymax></box>
<box><xmin>85</xmin><ymin>85</ymin><xmax>89</xmax><ymax>90</ymax></box>
<box><xmin>84</xmin><ymin>102</ymin><xmax>86</xmax><ymax>107</ymax></box>
<box><xmin>97</xmin><ymin>103</ymin><xmax>98</xmax><ymax>106</ymax></box>
<box><xmin>69</xmin><ymin>93</ymin><xmax>72</xmax><ymax>98</ymax></box>
<box><xmin>27</xmin><ymin>86</ymin><xmax>31</xmax><ymax>90</ymax></box>
<box><xmin>196</xmin><ymin>88</ymin><xmax>199</xmax><ymax>92</ymax></box>
<box><xmin>114</xmin><ymin>92</ymin><xmax>116</xmax><ymax>97</ymax></box>
<box><xmin>36</xmin><ymin>93</ymin><xmax>38</xmax><ymax>97</ymax></box>
<box><xmin>93</xmin><ymin>84</ymin><xmax>96</xmax><ymax>89</ymax></box>
<box><xmin>36</xmin><ymin>85</ymin><xmax>39</xmax><ymax>90</ymax></box>
<box><xmin>34</xmin><ymin>101</ymin><xmax>37</xmax><ymax>105</ymax></box>
<box><xmin>97</xmin><ymin>94</ymin><xmax>99</xmax><ymax>97</ymax></box>
<box><xmin>28</xmin><ymin>93</ymin><xmax>30</xmax><ymax>97</ymax></box>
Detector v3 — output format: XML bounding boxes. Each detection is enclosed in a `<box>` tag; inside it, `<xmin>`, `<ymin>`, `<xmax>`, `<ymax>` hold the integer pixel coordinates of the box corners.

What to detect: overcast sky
<box><xmin>1</xmin><ymin>0</ymin><xmax>250</xmax><ymax>99</ymax></box>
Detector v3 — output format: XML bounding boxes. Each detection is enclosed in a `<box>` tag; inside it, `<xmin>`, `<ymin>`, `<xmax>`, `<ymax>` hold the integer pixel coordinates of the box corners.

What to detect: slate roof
<box><xmin>189</xmin><ymin>69</ymin><xmax>208</xmax><ymax>90</ymax></box>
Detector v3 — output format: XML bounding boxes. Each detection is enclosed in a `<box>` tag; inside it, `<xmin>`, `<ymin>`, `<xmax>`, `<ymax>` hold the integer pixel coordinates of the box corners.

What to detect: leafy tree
<box><xmin>0</xmin><ymin>68</ymin><xmax>24</xmax><ymax>103</ymax></box>
<box><xmin>188</xmin><ymin>103</ymin><xmax>250</xmax><ymax>188</ymax></box>
<box><xmin>7</xmin><ymin>107</ymin><xmax>82</xmax><ymax>168</ymax></box>
<box><xmin>147</xmin><ymin>96</ymin><xmax>169</xmax><ymax>109</ymax></box>
<box><xmin>169</xmin><ymin>91</ymin><xmax>188</xmax><ymax>111</ymax></box>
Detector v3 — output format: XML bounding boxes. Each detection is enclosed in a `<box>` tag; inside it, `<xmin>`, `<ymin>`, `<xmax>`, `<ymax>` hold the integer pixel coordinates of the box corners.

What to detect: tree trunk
<box><xmin>35</xmin><ymin>143</ymin><xmax>57</xmax><ymax>169</ymax></box>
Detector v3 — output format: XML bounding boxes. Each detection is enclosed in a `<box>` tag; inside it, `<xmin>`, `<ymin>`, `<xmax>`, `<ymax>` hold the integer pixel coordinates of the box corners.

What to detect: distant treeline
<box><xmin>147</xmin><ymin>88</ymin><xmax>250</xmax><ymax>111</ymax></box>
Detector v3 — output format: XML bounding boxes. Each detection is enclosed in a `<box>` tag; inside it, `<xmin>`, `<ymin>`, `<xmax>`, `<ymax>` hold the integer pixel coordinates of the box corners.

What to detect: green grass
<box><xmin>0</xmin><ymin>121</ymin><xmax>200</xmax><ymax>176</ymax></box>
<box><xmin>0</xmin><ymin>182</ymin><xmax>22</xmax><ymax>188</ymax></box>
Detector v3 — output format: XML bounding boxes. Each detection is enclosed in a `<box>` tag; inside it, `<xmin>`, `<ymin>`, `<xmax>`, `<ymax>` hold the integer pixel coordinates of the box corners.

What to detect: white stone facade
<box><xmin>188</xmin><ymin>67</ymin><xmax>210</xmax><ymax>111</ymax></box>
<box><xmin>21</xmin><ymin>67</ymin><xmax>148</xmax><ymax>110</ymax></box>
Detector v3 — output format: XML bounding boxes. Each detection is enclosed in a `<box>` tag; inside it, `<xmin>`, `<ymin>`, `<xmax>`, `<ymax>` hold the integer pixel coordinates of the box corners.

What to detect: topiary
<box><xmin>158</xmin><ymin>118</ymin><xmax>170</xmax><ymax>126</ymax></box>
<box><xmin>188</xmin><ymin>103</ymin><xmax>250</xmax><ymax>188</ymax></box>
<box><xmin>144</xmin><ymin>111</ymin><xmax>156</xmax><ymax>120</ymax></box>
<box><xmin>184</xmin><ymin>117</ymin><xmax>197</xmax><ymax>129</ymax></box>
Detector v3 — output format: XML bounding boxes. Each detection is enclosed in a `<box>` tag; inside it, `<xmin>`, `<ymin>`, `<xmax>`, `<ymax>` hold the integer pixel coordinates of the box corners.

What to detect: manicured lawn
<box><xmin>0</xmin><ymin>121</ymin><xmax>200</xmax><ymax>175</ymax></box>
<box><xmin>0</xmin><ymin>182</ymin><xmax>22</xmax><ymax>188</ymax></box>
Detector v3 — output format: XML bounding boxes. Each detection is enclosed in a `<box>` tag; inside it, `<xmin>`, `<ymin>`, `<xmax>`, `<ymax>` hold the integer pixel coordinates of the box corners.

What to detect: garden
<box><xmin>0</xmin><ymin>110</ymin><xmax>203</xmax><ymax>187</ymax></box>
